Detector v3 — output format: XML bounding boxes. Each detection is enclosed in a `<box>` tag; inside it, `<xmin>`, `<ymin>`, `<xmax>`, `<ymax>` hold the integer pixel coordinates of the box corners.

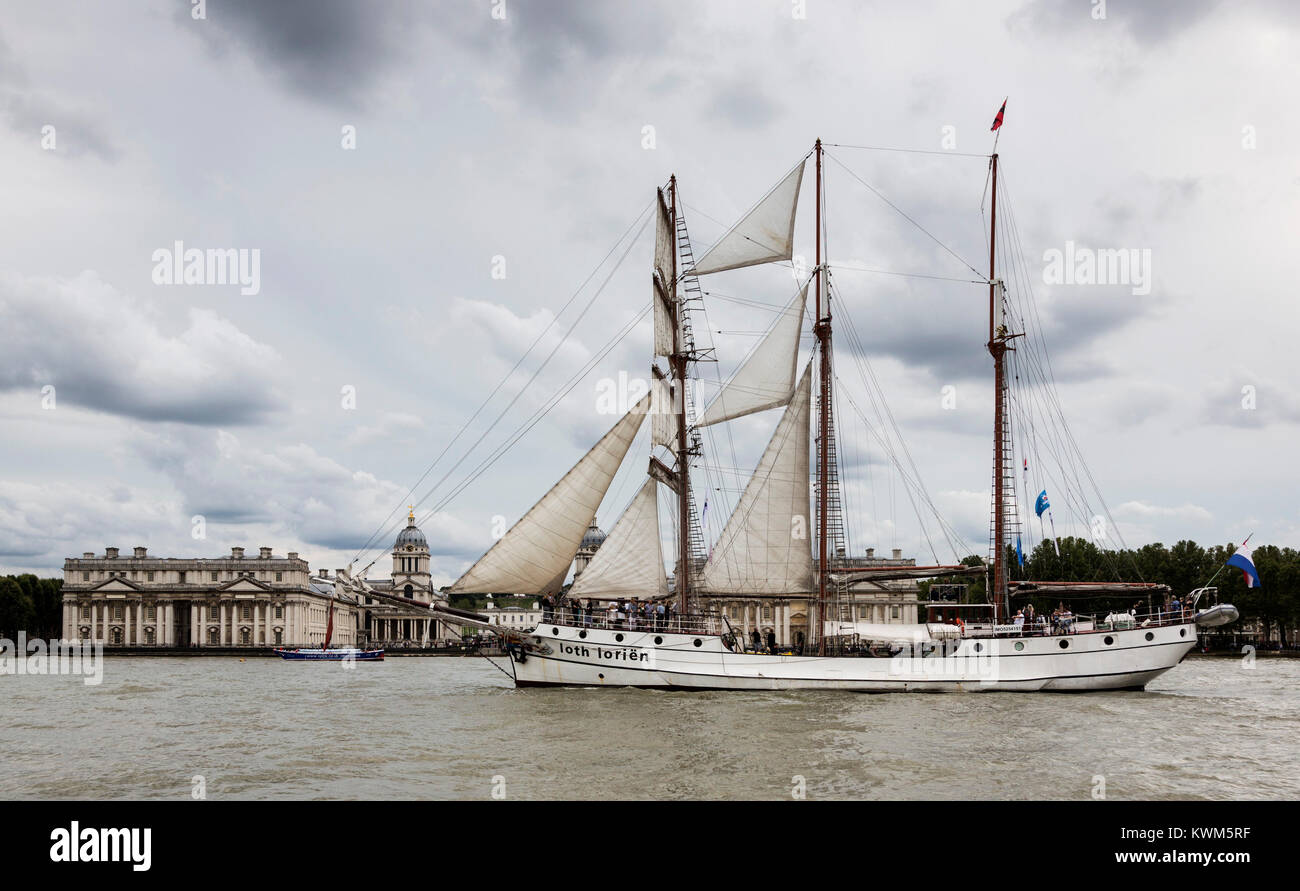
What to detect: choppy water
<box><xmin>2</xmin><ymin>654</ymin><xmax>1296</xmax><ymax>800</ymax></box>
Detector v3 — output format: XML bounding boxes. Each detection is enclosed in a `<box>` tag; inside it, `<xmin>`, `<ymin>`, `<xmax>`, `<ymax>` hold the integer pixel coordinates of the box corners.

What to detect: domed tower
<box><xmin>573</xmin><ymin>519</ymin><xmax>607</xmax><ymax>578</ymax></box>
<box><xmin>392</xmin><ymin>506</ymin><xmax>432</xmax><ymax>599</ymax></box>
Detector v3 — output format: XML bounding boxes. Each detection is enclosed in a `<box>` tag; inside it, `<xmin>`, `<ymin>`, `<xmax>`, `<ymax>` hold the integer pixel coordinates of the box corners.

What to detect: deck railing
<box><xmin>540</xmin><ymin>607</ymin><xmax>716</xmax><ymax>635</ymax></box>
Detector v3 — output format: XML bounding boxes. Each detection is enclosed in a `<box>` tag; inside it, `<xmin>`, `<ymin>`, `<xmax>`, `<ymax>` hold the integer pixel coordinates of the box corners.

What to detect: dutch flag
<box><xmin>1226</xmin><ymin>543</ymin><xmax>1261</xmax><ymax>588</ymax></box>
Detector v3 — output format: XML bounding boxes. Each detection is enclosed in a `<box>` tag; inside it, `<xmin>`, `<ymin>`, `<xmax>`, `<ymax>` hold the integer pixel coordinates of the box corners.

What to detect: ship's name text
<box><xmin>558</xmin><ymin>643</ymin><xmax>648</xmax><ymax>662</ymax></box>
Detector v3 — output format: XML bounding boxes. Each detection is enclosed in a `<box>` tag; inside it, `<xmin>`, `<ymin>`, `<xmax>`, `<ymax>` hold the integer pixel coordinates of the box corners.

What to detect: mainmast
<box><xmin>814</xmin><ymin>138</ymin><xmax>830</xmax><ymax>656</ymax></box>
<box><xmin>669</xmin><ymin>175</ymin><xmax>692</xmax><ymax>614</ymax></box>
<box><xmin>987</xmin><ymin>152</ymin><xmax>1008</xmax><ymax>619</ymax></box>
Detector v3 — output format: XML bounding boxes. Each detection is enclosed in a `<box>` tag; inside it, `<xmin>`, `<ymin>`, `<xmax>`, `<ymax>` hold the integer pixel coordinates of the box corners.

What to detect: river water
<box><xmin>3</xmin><ymin>654</ymin><xmax>1296</xmax><ymax>800</ymax></box>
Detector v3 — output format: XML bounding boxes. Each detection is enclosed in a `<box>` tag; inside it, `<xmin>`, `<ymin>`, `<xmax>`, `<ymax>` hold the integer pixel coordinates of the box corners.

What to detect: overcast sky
<box><xmin>1</xmin><ymin>0</ymin><xmax>1297</xmax><ymax>584</ymax></box>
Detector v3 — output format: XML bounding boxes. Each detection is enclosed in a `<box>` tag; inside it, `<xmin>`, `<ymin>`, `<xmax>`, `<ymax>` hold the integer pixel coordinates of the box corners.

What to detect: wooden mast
<box><xmin>814</xmin><ymin>139</ymin><xmax>830</xmax><ymax>656</ymax></box>
<box><xmin>988</xmin><ymin>152</ymin><xmax>1007</xmax><ymax>619</ymax></box>
<box><xmin>670</xmin><ymin>175</ymin><xmax>691</xmax><ymax>615</ymax></box>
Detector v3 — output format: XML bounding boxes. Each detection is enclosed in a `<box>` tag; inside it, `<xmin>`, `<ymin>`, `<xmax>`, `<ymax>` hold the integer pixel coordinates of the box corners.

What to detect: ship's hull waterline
<box><xmin>506</xmin><ymin>622</ymin><xmax>1199</xmax><ymax>692</ymax></box>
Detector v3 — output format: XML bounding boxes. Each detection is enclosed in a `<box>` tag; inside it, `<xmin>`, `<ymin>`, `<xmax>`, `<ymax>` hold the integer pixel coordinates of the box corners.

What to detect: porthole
<box><xmin>1104</xmin><ymin>636</ymin><xmax>1114</xmax><ymax>646</ymax></box>
<box><xmin>654</xmin><ymin>636</ymin><xmax>663</xmax><ymax>645</ymax></box>
<box><xmin>578</xmin><ymin>630</ymin><xmax>587</xmax><ymax>639</ymax></box>
<box><xmin>974</xmin><ymin>642</ymin><xmax>983</xmax><ymax>653</ymax></box>
<box><xmin>551</xmin><ymin>627</ymin><xmax>559</xmax><ymax>636</ymax></box>
<box><xmin>598</xmin><ymin>673</ymin><xmax>605</xmax><ymax>680</ymax></box>
<box><xmin>615</xmin><ymin>633</ymin><xmax>624</xmax><ymax>642</ymax></box>
<box><xmin>1014</xmin><ymin>641</ymin><xmax>1024</xmax><ymax>651</ymax></box>
<box><xmin>1180</xmin><ymin>628</ymin><xmax>1187</xmax><ymax>637</ymax></box>
<box><xmin>693</xmin><ymin>638</ymin><xmax>703</xmax><ymax>647</ymax></box>
<box><xmin>1145</xmin><ymin>632</ymin><xmax>1155</xmax><ymax>641</ymax></box>
<box><xmin>1059</xmin><ymin>639</ymin><xmax>1069</xmax><ymax>649</ymax></box>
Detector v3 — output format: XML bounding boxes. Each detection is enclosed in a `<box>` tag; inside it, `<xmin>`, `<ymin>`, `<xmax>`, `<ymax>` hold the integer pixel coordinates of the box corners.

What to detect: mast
<box><xmin>988</xmin><ymin>152</ymin><xmax>1007</xmax><ymax>619</ymax></box>
<box><xmin>670</xmin><ymin>175</ymin><xmax>691</xmax><ymax>614</ymax></box>
<box><xmin>814</xmin><ymin>139</ymin><xmax>830</xmax><ymax>656</ymax></box>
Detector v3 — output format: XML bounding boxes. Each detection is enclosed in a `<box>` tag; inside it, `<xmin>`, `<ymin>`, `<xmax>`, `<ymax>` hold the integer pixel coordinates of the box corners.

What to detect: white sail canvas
<box><xmin>568</xmin><ymin>477</ymin><xmax>668</xmax><ymax>600</ymax></box>
<box><xmin>691</xmin><ymin>160</ymin><xmax>805</xmax><ymax>275</ymax></box>
<box><xmin>699</xmin><ymin>365</ymin><xmax>814</xmax><ymax>594</ymax></box>
<box><xmin>449</xmin><ymin>394</ymin><xmax>650</xmax><ymax>595</ymax></box>
<box><xmin>697</xmin><ymin>284</ymin><xmax>807</xmax><ymax>427</ymax></box>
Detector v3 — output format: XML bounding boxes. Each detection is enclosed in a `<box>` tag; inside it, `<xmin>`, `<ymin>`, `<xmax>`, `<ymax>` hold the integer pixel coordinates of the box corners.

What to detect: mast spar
<box><xmin>814</xmin><ymin>138</ymin><xmax>830</xmax><ymax>656</ymax></box>
<box><xmin>669</xmin><ymin>175</ymin><xmax>691</xmax><ymax>614</ymax></box>
<box><xmin>988</xmin><ymin>151</ymin><xmax>1009</xmax><ymax>620</ymax></box>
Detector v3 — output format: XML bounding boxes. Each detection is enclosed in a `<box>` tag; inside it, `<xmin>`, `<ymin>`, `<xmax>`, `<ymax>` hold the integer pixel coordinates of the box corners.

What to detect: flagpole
<box><xmin>1201</xmin><ymin>533</ymin><xmax>1252</xmax><ymax>589</ymax></box>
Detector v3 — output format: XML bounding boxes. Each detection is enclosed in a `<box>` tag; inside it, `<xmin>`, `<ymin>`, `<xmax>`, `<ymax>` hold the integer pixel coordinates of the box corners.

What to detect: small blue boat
<box><xmin>273</xmin><ymin>647</ymin><xmax>384</xmax><ymax>661</ymax></box>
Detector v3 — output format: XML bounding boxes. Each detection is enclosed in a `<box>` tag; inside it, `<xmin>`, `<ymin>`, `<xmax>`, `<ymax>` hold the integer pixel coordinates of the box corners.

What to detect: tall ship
<box><xmin>349</xmin><ymin>133</ymin><xmax>1237</xmax><ymax>691</ymax></box>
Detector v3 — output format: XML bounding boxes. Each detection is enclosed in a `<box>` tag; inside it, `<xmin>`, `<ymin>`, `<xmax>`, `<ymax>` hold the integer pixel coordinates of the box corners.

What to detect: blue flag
<box><xmin>1035</xmin><ymin>489</ymin><xmax>1050</xmax><ymax>517</ymax></box>
<box><xmin>1016</xmin><ymin>534</ymin><xmax>1024</xmax><ymax>567</ymax></box>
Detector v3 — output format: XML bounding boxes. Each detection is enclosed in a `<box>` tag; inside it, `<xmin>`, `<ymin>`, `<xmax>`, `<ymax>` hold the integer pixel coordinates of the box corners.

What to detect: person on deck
<box><xmin>766</xmin><ymin>629</ymin><xmax>777</xmax><ymax>655</ymax></box>
<box><xmin>750</xmin><ymin>628</ymin><xmax>762</xmax><ymax>652</ymax></box>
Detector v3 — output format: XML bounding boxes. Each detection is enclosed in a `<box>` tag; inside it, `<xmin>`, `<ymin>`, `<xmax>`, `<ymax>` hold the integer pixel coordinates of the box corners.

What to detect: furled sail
<box><xmin>699</xmin><ymin>365</ymin><xmax>814</xmax><ymax>594</ymax></box>
<box><xmin>650</xmin><ymin>374</ymin><xmax>678</xmax><ymax>448</ymax></box>
<box><xmin>449</xmin><ymin>394</ymin><xmax>651</xmax><ymax>595</ymax></box>
<box><xmin>691</xmin><ymin>160</ymin><xmax>805</xmax><ymax>276</ymax></box>
<box><xmin>653</xmin><ymin>188</ymin><xmax>676</xmax><ymax>357</ymax></box>
<box><xmin>697</xmin><ymin>284</ymin><xmax>807</xmax><ymax>427</ymax></box>
<box><xmin>568</xmin><ymin>477</ymin><xmax>668</xmax><ymax>600</ymax></box>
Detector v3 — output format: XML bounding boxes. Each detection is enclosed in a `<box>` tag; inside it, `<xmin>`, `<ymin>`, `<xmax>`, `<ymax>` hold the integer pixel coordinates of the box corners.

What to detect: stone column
<box><xmin>782</xmin><ymin>602</ymin><xmax>791</xmax><ymax>645</ymax></box>
<box><xmin>193</xmin><ymin>603</ymin><xmax>202</xmax><ymax>647</ymax></box>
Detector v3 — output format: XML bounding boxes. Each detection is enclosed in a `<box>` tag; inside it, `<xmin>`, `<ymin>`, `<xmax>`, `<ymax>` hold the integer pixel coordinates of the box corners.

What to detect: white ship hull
<box><xmin>507</xmin><ymin>621</ymin><xmax>1198</xmax><ymax>692</ymax></box>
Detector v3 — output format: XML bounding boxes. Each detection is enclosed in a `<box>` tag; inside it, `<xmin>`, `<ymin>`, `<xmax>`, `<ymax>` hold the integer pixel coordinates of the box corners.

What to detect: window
<box><xmin>145</xmin><ymin>629</ymin><xmax>155</xmax><ymax>645</ymax></box>
<box><xmin>81</xmin><ymin>605</ymin><xmax>91</xmax><ymax>619</ymax></box>
<box><xmin>82</xmin><ymin>571</ymin><xmax>90</xmax><ymax>581</ymax></box>
<box><xmin>211</xmin><ymin>572</ymin><xmax>219</xmax><ymax>581</ymax></box>
<box><xmin>112</xmin><ymin>604</ymin><xmax>123</xmax><ymax>621</ymax></box>
<box><xmin>146</xmin><ymin>571</ymin><xmax>154</xmax><ymax>581</ymax></box>
<box><xmin>147</xmin><ymin>605</ymin><xmax>156</xmax><ymax>620</ymax></box>
<box><xmin>209</xmin><ymin>604</ymin><xmax>219</xmax><ymax>620</ymax></box>
<box><xmin>891</xmin><ymin>606</ymin><xmax>900</xmax><ymax>619</ymax></box>
<box><xmin>178</xmin><ymin>571</ymin><xmax>186</xmax><ymax>584</ymax></box>
<box><xmin>275</xmin><ymin>572</ymin><xmax>282</xmax><ymax>582</ymax></box>
<box><xmin>209</xmin><ymin>628</ymin><xmax>219</xmax><ymax>645</ymax></box>
<box><xmin>274</xmin><ymin>604</ymin><xmax>283</xmax><ymax>619</ymax></box>
<box><xmin>762</xmin><ymin>606</ymin><xmax>773</xmax><ymax>621</ymax></box>
<box><xmin>241</xmin><ymin>604</ymin><xmax>251</xmax><ymax>620</ymax></box>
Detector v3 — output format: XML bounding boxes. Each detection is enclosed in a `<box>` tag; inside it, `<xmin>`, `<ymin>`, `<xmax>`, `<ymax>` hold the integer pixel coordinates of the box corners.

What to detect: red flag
<box><xmin>991</xmin><ymin>99</ymin><xmax>1007</xmax><ymax>131</ymax></box>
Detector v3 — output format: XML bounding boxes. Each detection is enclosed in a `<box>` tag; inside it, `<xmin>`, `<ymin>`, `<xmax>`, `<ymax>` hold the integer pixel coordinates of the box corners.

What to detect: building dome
<box><xmin>395</xmin><ymin>507</ymin><xmax>427</xmax><ymax>550</ymax></box>
<box><xmin>580</xmin><ymin>521</ymin><xmax>606</xmax><ymax>550</ymax></box>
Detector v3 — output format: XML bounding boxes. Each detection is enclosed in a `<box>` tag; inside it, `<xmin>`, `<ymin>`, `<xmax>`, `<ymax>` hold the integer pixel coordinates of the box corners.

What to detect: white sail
<box><xmin>697</xmin><ymin>283</ymin><xmax>807</xmax><ymax>427</ymax></box>
<box><xmin>568</xmin><ymin>477</ymin><xmax>668</xmax><ymax>600</ymax></box>
<box><xmin>699</xmin><ymin>364</ymin><xmax>814</xmax><ymax>594</ymax></box>
<box><xmin>650</xmin><ymin>374</ymin><xmax>678</xmax><ymax>448</ymax></box>
<box><xmin>691</xmin><ymin>160</ymin><xmax>805</xmax><ymax>276</ymax></box>
<box><xmin>653</xmin><ymin>188</ymin><xmax>676</xmax><ymax>357</ymax></box>
<box><xmin>449</xmin><ymin>394</ymin><xmax>650</xmax><ymax>595</ymax></box>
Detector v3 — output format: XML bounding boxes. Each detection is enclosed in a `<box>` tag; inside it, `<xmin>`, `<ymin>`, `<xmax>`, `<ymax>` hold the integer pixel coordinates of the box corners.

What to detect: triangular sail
<box><xmin>449</xmin><ymin>394</ymin><xmax>650</xmax><ymax>595</ymax></box>
<box><xmin>697</xmin><ymin>284</ymin><xmax>807</xmax><ymax>427</ymax></box>
<box><xmin>691</xmin><ymin>160</ymin><xmax>805</xmax><ymax>276</ymax></box>
<box><xmin>568</xmin><ymin>477</ymin><xmax>668</xmax><ymax>600</ymax></box>
<box><xmin>700</xmin><ymin>365</ymin><xmax>815</xmax><ymax>594</ymax></box>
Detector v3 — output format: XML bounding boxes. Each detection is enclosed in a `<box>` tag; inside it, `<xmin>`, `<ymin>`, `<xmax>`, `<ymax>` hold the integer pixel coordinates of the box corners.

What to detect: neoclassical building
<box><xmin>60</xmin><ymin>546</ymin><xmax>359</xmax><ymax>648</ymax></box>
<box><xmin>351</xmin><ymin>510</ymin><xmax>456</xmax><ymax>646</ymax></box>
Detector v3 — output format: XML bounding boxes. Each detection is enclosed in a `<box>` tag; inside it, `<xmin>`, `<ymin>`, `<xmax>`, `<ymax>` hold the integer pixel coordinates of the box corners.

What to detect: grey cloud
<box><xmin>1010</xmin><ymin>0</ymin><xmax>1222</xmax><ymax>46</ymax></box>
<box><xmin>183</xmin><ymin>0</ymin><xmax>421</xmax><ymax>108</ymax></box>
<box><xmin>0</xmin><ymin>37</ymin><xmax>119</xmax><ymax>161</ymax></box>
<box><xmin>0</xmin><ymin>271</ymin><xmax>285</xmax><ymax>425</ymax></box>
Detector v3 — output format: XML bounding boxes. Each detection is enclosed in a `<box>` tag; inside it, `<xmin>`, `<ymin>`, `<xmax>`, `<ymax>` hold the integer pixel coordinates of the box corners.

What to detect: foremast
<box><xmin>667</xmin><ymin>176</ymin><xmax>693</xmax><ymax>615</ymax></box>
